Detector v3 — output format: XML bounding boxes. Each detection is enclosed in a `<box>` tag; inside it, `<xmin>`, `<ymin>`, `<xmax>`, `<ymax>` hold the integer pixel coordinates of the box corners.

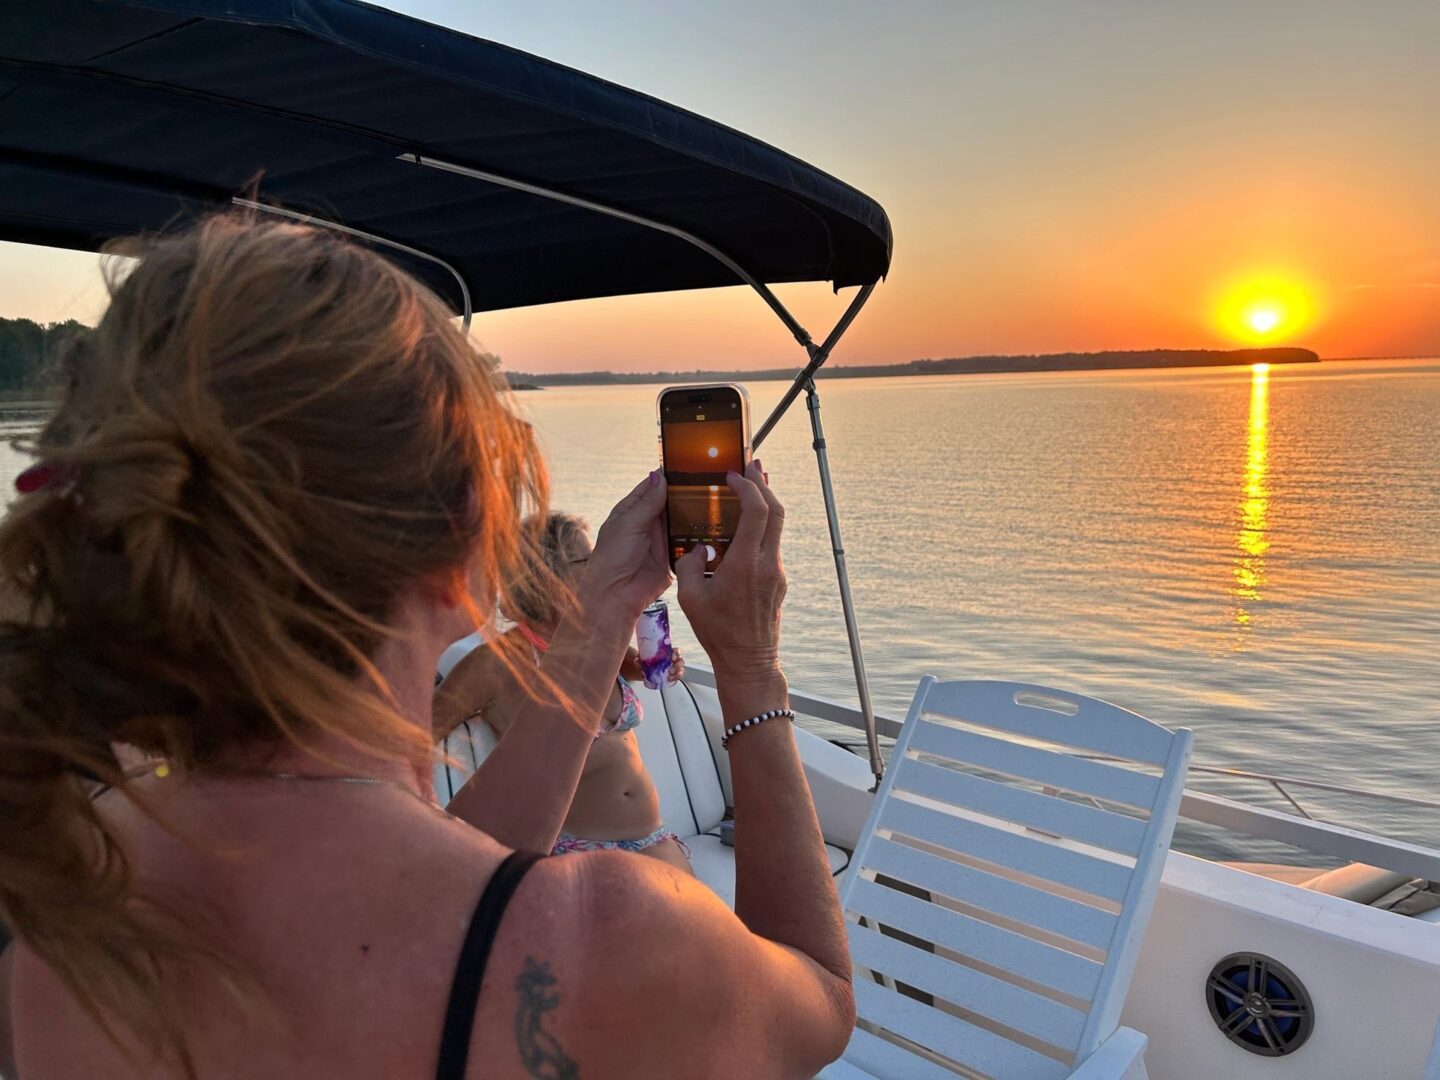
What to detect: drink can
<box><xmin>635</xmin><ymin>600</ymin><xmax>673</xmax><ymax>690</ymax></box>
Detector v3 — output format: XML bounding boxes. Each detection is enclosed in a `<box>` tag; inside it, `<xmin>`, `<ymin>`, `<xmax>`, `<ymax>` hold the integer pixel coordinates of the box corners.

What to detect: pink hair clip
<box><xmin>14</xmin><ymin>461</ymin><xmax>72</xmax><ymax>495</ymax></box>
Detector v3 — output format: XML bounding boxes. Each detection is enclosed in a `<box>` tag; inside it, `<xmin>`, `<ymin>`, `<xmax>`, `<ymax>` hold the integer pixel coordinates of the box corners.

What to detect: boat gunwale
<box><xmin>681</xmin><ymin>664</ymin><xmax>1440</xmax><ymax>883</ymax></box>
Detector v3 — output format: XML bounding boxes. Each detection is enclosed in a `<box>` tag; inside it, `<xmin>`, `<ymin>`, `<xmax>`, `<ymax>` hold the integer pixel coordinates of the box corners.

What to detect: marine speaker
<box><xmin>1206</xmin><ymin>952</ymin><xmax>1314</xmax><ymax>1056</ymax></box>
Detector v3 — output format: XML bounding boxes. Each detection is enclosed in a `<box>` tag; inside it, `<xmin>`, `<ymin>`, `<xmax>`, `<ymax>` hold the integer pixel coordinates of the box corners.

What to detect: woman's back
<box><xmin>13</xmin><ymin>775</ymin><xmax>803</xmax><ymax>1080</ymax></box>
<box><xmin>1</xmin><ymin>216</ymin><xmax>854</xmax><ymax>1078</ymax></box>
<box><xmin>14</xmin><ymin>780</ymin><xmax>524</xmax><ymax>1078</ymax></box>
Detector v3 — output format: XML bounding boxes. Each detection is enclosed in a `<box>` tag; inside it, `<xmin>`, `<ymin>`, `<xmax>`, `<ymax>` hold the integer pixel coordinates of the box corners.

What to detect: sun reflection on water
<box><xmin>1232</xmin><ymin>363</ymin><xmax>1270</xmax><ymax>631</ymax></box>
<box><xmin>707</xmin><ymin>484</ymin><xmax>722</xmax><ymax>530</ymax></box>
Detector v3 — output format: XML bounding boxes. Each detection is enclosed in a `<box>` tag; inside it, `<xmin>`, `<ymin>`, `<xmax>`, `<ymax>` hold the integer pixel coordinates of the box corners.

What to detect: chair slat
<box><xmin>864</xmin><ymin>835</ymin><xmax>1118</xmax><ymax>951</ymax></box>
<box><xmin>880</xmin><ymin>796</ymin><xmax>1133</xmax><ymax>903</ymax></box>
<box><xmin>856</xmin><ymin>979</ymin><xmax>1071</xmax><ymax>1080</ymax></box>
<box><xmin>920</xmin><ymin>681</ymin><xmax>1174</xmax><ymax>765</ymax></box>
<box><xmin>897</xmin><ymin>758</ymin><xmax>1148</xmax><ymax>857</ymax></box>
<box><xmin>849</xmin><ymin>878</ymin><xmax>1104</xmax><ymax>1002</ymax></box>
<box><xmin>843</xmin><ymin>1027</ymin><xmax>957</xmax><ymax>1080</ymax></box>
<box><xmin>911</xmin><ymin>719</ymin><xmax>1160</xmax><ymax>809</ymax></box>
<box><xmin>819</xmin><ymin>1053</ymin><xmax>881</xmax><ymax>1080</ymax></box>
<box><xmin>850</xmin><ymin>923</ymin><xmax>1087</xmax><ymax>1050</ymax></box>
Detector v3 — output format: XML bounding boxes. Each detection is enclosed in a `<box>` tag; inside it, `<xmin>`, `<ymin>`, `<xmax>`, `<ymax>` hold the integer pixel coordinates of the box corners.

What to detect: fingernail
<box><xmin>649</xmin><ymin>469</ymin><xmax>661</xmax><ymax>486</ymax></box>
<box><xmin>752</xmin><ymin>458</ymin><xmax>763</xmax><ymax>473</ymax></box>
<box><xmin>726</xmin><ymin>470</ymin><xmax>739</xmax><ymax>478</ymax></box>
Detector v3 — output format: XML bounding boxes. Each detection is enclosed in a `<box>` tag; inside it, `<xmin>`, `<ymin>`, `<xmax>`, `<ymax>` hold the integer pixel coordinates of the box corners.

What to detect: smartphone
<box><xmin>657</xmin><ymin>384</ymin><xmax>751</xmax><ymax>572</ymax></box>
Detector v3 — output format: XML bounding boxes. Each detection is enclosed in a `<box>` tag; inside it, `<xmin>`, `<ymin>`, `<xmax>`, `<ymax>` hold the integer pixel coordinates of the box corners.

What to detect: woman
<box><xmin>434</xmin><ymin>512</ymin><xmax>690</xmax><ymax>873</ymax></box>
<box><xmin>0</xmin><ymin>215</ymin><xmax>853</xmax><ymax>1079</ymax></box>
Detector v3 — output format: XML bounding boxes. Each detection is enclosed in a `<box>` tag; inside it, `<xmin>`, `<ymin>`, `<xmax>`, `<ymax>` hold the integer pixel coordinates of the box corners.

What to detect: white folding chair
<box><xmin>824</xmin><ymin>677</ymin><xmax>1191</xmax><ymax>1080</ymax></box>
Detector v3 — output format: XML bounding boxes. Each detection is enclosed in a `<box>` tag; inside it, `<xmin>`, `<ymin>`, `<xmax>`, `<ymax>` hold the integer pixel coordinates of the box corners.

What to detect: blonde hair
<box><xmin>505</xmin><ymin>511</ymin><xmax>590</xmax><ymax>627</ymax></box>
<box><xmin>0</xmin><ymin>213</ymin><xmax>550</xmax><ymax>1072</ymax></box>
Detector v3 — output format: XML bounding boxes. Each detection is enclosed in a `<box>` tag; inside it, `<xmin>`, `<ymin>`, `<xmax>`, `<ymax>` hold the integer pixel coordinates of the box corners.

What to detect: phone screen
<box><xmin>660</xmin><ymin>385</ymin><xmax>748</xmax><ymax>571</ymax></box>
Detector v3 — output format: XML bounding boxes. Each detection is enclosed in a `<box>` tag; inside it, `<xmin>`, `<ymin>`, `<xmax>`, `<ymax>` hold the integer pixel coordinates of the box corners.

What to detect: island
<box><xmin>509</xmin><ymin>347</ymin><xmax>1319</xmax><ymax>387</ymax></box>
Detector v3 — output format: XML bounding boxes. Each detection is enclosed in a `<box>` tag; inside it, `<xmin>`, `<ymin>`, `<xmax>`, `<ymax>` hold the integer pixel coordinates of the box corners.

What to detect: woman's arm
<box><xmin>714</xmin><ymin>670</ymin><xmax>849</xmax><ymax>986</ymax></box>
<box><xmin>569</xmin><ymin>464</ymin><xmax>852</xmax><ymax>1077</ymax></box>
<box><xmin>446</xmin><ymin>472</ymin><xmax>672</xmax><ymax>853</ymax></box>
<box><xmin>432</xmin><ymin>647</ymin><xmax>500</xmax><ymax>741</ymax></box>
<box><xmin>445</xmin><ymin>609</ymin><xmax>628</xmax><ymax>851</ymax></box>
<box><xmin>673</xmin><ymin>463</ymin><xmax>853</xmax><ymax>991</ymax></box>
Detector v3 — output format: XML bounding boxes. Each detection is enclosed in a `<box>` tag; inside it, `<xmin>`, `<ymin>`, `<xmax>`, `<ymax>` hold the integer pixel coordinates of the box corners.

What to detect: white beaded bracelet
<box><xmin>722</xmin><ymin>707</ymin><xmax>796</xmax><ymax>749</ymax></box>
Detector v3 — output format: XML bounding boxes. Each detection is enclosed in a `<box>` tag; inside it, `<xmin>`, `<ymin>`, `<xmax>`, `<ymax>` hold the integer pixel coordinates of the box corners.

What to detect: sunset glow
<box><xmin>3</xmin><ymin>5</ymin><xmax>1439</xmax><ymax>369</ymax></box>
<box><xmin>1215</xmin><ymin>274</ymin><xmax>1319</xmax><ymax>345</ymax></box>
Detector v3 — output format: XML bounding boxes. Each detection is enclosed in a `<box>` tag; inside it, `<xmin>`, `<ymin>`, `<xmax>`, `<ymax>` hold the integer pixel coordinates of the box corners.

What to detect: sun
<box><xmin>1214</xmin><ymin>272</ymin><xmax>1319</xmax><ymax>345</ymax></box>
<box><xmin>1246</xmin><ymin>306</ymin><xmax>1282</xmax><ymax>335</ymax></box>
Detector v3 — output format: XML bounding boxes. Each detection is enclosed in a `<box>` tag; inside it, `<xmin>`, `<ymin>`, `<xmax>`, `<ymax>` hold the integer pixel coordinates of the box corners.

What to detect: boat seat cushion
<box><xmin>433</xmin><ymin>716</ymin><xmax>497</xmax><ymax>806</ymax></box>
<box><xmin>632</xmin><ymin>680</ymin><xmax>727</xmax><ymax>838</ymax></box>
<box><xmin>436</xmin><ymin>630</ymin><xmax>486</xmax><ymax>681</ymax></box>
<box><xmin>1300</xmin><ymin>861</ymin><xmax>1414</xmax><ymax>905</ymax></box>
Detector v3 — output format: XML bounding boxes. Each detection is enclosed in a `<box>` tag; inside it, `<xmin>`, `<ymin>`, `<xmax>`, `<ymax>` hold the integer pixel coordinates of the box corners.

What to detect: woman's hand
<box><xmin>577</xmin><ymin>471</ymin><xmax>672</xmax><ymax>628</ymax></box>
<box><xmin>675</xmin><ymin>461</ymin><xmax>785</xmax><ymax>689</ymax></box>
<box><xmin>621</xmin><ymin>645</ymin><xmax>683</xmax><ymax>685</ymax></box>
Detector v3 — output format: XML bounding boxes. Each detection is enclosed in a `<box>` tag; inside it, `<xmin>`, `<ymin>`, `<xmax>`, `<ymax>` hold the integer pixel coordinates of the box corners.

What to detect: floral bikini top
<box><xmin>599</xmin><ymin>677</ymin><xmax>643</xmax><ymax>738</ymax></box>
<box><xmin>518</xmin><ymin>623</ymin><xmax>641</xmax><ymax>739</ymax></box>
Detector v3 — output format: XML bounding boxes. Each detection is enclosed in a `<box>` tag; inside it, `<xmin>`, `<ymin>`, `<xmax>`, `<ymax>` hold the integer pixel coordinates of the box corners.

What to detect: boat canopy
<box><xmin>0</xmin><ymin>0</ymin><xmax>892</xmax><ymax>783</ymax></box>
<box><xmin>0</xmin><ymin>0</ymin><xmax>892</xmax><ymax>315</ymax></box>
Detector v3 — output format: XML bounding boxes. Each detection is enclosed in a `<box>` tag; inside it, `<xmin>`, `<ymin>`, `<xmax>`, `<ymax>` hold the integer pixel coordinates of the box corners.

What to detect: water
<box><xmin>4</xmin><ymin>359</ymin><xmax>1436</xmax><ymax>858</ymax></box>
<box><xmin>519</xmin><ymin>359</ymin><xmax>1440</xmax><ymax>859</ymax></box>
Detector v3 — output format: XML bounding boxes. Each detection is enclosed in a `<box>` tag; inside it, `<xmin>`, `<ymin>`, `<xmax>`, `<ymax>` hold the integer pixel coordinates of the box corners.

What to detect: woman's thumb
<box><xmin>607</xmin><ymin>470</ymin><xmax>666</xmax><ymax>531</ymax></box>
<box><xmin>634</xmin><ymin>469</ymin><xmax>667</xmax><ymax>516</ymax></box>
<box><xmin>674</xmin><ymin>541</ymin><xmax>706</xmax><ymax>596</ymax></box>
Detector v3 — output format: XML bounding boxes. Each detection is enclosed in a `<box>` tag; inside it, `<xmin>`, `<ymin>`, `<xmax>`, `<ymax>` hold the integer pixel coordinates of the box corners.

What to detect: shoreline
<box><xmin>509</xmin><ymin>346</ymin><xmax>1321</xmax><ymax>389</ymax></box>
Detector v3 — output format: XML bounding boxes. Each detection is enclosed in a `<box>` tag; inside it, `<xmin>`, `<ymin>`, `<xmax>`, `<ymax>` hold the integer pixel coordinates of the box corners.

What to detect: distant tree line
<box><xmin>510</xmin><ymin>346</ymin><xmax>1322</xmax><ymax>387</ymax></box>
<box><xmin>0</xmin><ymin>317</ymin><xmax>87</xmax><ymax>392</ymax></box>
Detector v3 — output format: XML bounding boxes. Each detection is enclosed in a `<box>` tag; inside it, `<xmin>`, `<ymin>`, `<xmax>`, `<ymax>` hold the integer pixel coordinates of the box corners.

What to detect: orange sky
<box><xmin>3</xmin><ymin>1</ymin><xmax>1438</xmax><ymax>371</ymax></box>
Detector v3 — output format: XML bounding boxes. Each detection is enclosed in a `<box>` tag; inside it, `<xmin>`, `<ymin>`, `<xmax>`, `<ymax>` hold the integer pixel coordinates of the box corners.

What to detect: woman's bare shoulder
<box><xmin>482</xmin><ymin>852</ymin><xmax>753</xmax><ymax>1076</ymax></box>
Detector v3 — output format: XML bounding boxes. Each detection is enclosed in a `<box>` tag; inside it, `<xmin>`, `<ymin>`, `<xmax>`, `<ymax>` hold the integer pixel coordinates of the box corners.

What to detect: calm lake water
<box><xmin>3</xmin><ymin>359</ymin><xmax>1436</xmax><ymax>859</ymax></box>
<box><xmin>520</xmin><ymin>358</ymin><xmax>1440</xmax><ymax>859</ymax></box>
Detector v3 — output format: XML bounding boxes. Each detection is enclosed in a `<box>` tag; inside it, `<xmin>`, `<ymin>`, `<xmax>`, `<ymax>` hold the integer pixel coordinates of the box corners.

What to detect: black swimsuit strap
<box><xmin>436</xmin><ymin>850</ymin><xmax>544</xmax><ymax>1080</ymax></box>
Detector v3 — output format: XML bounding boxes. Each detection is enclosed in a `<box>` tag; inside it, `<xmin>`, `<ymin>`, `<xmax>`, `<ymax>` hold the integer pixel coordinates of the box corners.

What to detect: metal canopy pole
<box><xmin>750</xmin><ymin>283</ymin><xmax>883</xmax><ymax>782</ymax></box>
<box><xmin>233</xmin><ymin>197</ymin><xmax>476</xmax><ymax>331</ymax></box>
<box><xmin>753</xmin><ymin>283</ymin><xmax>874</xmax><ymax>449</ymax></box>
<box><xmin>800</xmin><ymin>375</ymin><xmax>884</xmax><ymax>782</ymax></box>
<box><xmin>393</xmin><ymin>153</ymin><xmax>885</xmax><ymax>782</ymax></box>
<box><xmin>398</xmin><ymin>154</ymin><xmax>813</xmax><ymax>351</ymax></box>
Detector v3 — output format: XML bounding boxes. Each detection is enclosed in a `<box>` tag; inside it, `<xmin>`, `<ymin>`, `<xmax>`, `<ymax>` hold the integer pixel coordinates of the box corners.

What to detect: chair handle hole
<box><xmin>1013</xmin><ymin>690</ymin><xmax>1080</xmax><ymax>716</ymax></box>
